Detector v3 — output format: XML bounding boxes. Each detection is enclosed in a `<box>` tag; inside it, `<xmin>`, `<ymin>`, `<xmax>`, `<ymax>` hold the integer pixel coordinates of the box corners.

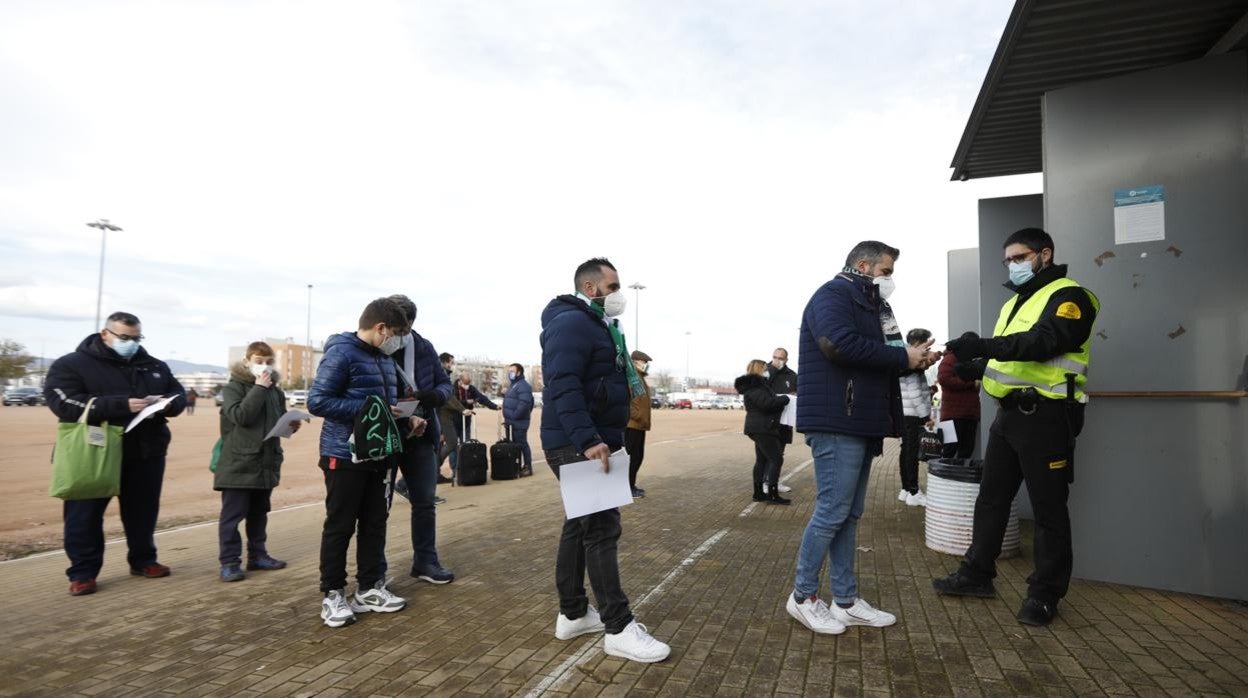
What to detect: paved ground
<box><xmin>1</xmin><ymin>420</ymin><xmax>1245</xmax><ymax>697</ymax></box>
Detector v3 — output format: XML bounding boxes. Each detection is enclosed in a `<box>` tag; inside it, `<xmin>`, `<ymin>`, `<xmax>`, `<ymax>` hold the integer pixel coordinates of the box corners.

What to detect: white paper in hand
<box><xmin>392</xmin><ymin>400</ymin><xmax>420</xmax><ymax>419</ymax></box>
<box><xmin>937</xmin><ymin>420</ymin><xmax>957</xmax><ymax>444</ymax></box>
<box><xmin>779</xmin><ymin>395</ymin><xmax>797</xmax><ymax>427</ymax></box>
<box><xmin>265</xmin><ymin>410</ymin><xmax>313</xmax><ymax>440</ymax></box>
<box><xmin>126</xmin><ymin>395</ymin><xmax>177</xmax><ymax>433</ymax></box>
<box><xmin>558</xmin><ymin>449</ymin><xmax>633</xmax><ymax>519</ymax></box>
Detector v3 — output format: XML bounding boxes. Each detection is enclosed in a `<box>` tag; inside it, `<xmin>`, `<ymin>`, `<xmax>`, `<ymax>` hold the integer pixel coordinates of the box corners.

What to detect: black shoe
<box><xmin>752</xmin><ymin>484</ymin><xmax>767</xmax><ymax>502</ymax></box>
<box><xmin>412</xmin><ymin>563</ymin><xmax>455</xmax><ymax>585</ymax></box>
<box><xmin>631</xmin><ymin>487</ymin><xmax>645</xmax><ymax>498</ymax></box>
<box><xmin>434</xmin><ymin>495</ymin><xmax>447</xmax><ymax>505</ymax></box>
<box><xmin>634</xmin><ymin>487</ymin><xmax>645</xmax><ymax>495</ymax></box>
<box><xmin>766</xmin><ymin>491</ymin><xmax>791</xmax><ymax>505</ymax></box>
<box><xmin>1016</xmin><ymin>598</ymin><xmax>1057</xmax><ymax>626</ymax></box>
<box><xmin>436</xmin><ymin>475</ymin><xmax>453</xmax><ymax>485</ymax></box>
<box><xmin>931</xmin><ymin>571</ymin><xmax>996</xmax><ymax>598</ymax></box>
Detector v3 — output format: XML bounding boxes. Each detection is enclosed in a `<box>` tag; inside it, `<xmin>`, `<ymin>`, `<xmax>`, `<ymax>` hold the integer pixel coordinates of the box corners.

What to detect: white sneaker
<box><xmin>898</xmin><ymin>489</ymin><xmax>909</xmax><ymax>502</ymax></box>
<box><xmin>603</xmin><ymin>620</ymin><xmax>671</xmax><ymax>663</ymax></box>
<box><xmin>905</xmin><ymin>491</ymin><xmax>927</xmax><ymax>507</ymax></box>
<box><xmin>350</xmin><ymin>580</ymin><xmax>406</xmax><ymax>614</ymax></box>
<box><xmin>829</xmin><ymin>598</ymin><xmax>897</xmax><ymax>627</ymax></box>
<box><xmin>785</xmin><ymin>594</ymin><xmax>846</xmax><ymax>635</ymax></box>
<box><xmin>320</xmin><ymin>590</ymin><xmax>357</xmax><ymax>628</ymax></box>
<box><xmin>777</xmin><ymin>483</ymin><xmax>792</xmax><ymax>493</ymax></box>
<box><xmin>555</xmin><ymin>606</ymin><xmax>605</xmax><ymax>640</ymax></box>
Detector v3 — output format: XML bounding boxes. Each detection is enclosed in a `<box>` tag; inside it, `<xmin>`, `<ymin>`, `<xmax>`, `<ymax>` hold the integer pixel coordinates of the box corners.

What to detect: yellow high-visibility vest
<box><xmin>982</xmin><ymin>277</ymin><xmax>1099</xmax><ymax>403</ymax></box>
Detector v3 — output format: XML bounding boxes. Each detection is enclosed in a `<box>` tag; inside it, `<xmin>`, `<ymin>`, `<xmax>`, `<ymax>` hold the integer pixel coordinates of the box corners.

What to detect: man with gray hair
<box><xmin>786</xmin><ymin>241</ymin><xmax>938</xmax><ymax>635</ymax></box>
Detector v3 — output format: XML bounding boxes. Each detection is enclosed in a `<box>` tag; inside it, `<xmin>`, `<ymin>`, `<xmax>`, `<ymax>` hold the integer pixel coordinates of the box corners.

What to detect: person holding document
<box><xmin>213</xmin><ymin>341</ymin><xmax>296</xmax><ymax>583</ymax></box>
<box><xmin>539</xmin><ymin>257</ymin><xmax>670</xmax><ymax>664</ymax></box>
<box><xmin>735</xmin><ymin>359</ymin><xmax>791</xmax><ymax>505</ymax></box>
<box><xmin>44</xmin><ymin>311</ymin><xmax>186</xmax><ymax>596</ymax></box>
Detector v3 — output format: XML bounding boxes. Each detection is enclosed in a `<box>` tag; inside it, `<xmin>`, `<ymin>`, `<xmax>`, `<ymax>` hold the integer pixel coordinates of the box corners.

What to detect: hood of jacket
<box><xmin>541</xmin><ymin>294</ymin><xmax>604</xmax><ymax>330</ymax></box>
<box><xmin>735</xmin><ymin>373</ymin><xmax>767</xmax><ymax>393</ymax></box>
<box><xmin>229</xmin><ymin>362</ymin><xmax>282</xmax><ymax>384</ymax></box>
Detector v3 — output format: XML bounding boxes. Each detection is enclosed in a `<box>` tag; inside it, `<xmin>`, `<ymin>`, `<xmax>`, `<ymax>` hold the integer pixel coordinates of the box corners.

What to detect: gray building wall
<box><xmin>946</xmin><ymin>247</ymin><xmax>982</xmax><ymax>460</ymax></box>
<box><xmin>1042</xmin><ymin>52</ymin><xmax>1248</xmax><ymax>600</ymax></box>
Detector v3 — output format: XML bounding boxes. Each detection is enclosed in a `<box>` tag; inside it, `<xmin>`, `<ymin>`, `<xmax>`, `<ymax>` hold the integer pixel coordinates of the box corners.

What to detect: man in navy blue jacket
<box><xmin>540</xmin><ymin>257</ymin><xmax>670</xmax><ymax>664</ymax></box>
<box><xmin>786</xmin><ymin>242</ymin><xmax>938</xmax><ymax>636</ymax></box>
<box><xmin>44</xmin><ymin>311</ymin><xmax>186</xmax><ymax>596</ymax></box>
<box><xmin>502</xmin><ymin>363</ymin><xmax>535</xmax><ymax>474</ymax></box>
<box><xmin>385</xmin><ymin>295</ymin><xmax>456</xmax><ymax>585</ymax></box>
<box><xmin>308</xmin><ymin>297</ymin><xmax>414</xmax><ymax>628</ymax></box>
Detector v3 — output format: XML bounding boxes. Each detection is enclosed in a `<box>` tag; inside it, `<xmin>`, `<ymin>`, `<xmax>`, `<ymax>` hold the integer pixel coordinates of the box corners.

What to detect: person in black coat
<box><xmin>736</xmin><ymin>359</ymin><xmax>792</xmax><ymax>505</ymax></box>
<box><xmin>43</xmin><ymin>311</ymin><xmax>186</xmax><ymax>596</ymax></box>
<box><xmin>767</xmin><ymin>347</ymin><xmax>798</xmax><ymax>493</ymax></box>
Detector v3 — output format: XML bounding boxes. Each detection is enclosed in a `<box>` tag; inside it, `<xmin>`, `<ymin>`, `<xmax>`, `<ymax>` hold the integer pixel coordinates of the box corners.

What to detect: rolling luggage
<box><xmin>490</xmin><ymin>424</ymin><xmax>523</xmax><ymax>481</ymax></box>
<box><xmin>456</xmin><ymin>414</ymin><xmax>488</xmax><ymax>486</ymax></box>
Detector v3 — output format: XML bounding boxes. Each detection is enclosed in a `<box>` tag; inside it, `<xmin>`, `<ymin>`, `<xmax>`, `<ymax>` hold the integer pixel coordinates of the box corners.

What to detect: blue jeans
<box><xmin>383</xmin><ymin>442</ymin><xmax>441</xmax><ymax>575</ymax></box>
<box><xmin>510</xmin><ymin>422</ymin><xmax>533</xmax><ymax>471</ymax></box>
<box><xmin>793</xmin><ymin>432</ymin><xmax>874</xmax><ymax>604</ymax></box>
<box><xmin>64</xmin><ymin>452</ymin><xmax>166</xmax><ymax>581</ymax></box>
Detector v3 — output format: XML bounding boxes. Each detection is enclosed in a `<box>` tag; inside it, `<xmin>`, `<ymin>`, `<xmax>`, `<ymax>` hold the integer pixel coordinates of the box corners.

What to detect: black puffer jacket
<box><xmin>44</xmin><ymin>334</ymin><xmax>186</xmax><ymax>461</ymax></box>
<box><xmin>735</xmin><ymin>373</ymin><xmax>790</xmax><ymax>437</ymax></box>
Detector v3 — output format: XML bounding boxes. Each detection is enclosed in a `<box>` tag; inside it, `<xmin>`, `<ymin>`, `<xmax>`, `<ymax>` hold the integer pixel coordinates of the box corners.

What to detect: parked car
<box><xmin>673</xmin><ymin>398</ymin><xmax>692</xmax><ymax>410</ymax></box>
<box><xmin>650</xmin><ymin>397</ymin><xmax>663</xmax><ymax>409</ymax></box>
<box><xmin>693</xmin><ymin>399</ymin><xmax>715</xmax><ymax>409</ymax></box>
<box><xmin>214</xmin><ymin>392</ymin><xmax>225</xmax><ymax>407</ymax></box>
<box><xmin>3</xmin><ymin>387</ymin><xmax>45</xmax><ymax>406</ymax></box>
<box><xmin>287</xmin><ymin>389</ymin><xmax>309</xmax><ymax>407</ymax></box>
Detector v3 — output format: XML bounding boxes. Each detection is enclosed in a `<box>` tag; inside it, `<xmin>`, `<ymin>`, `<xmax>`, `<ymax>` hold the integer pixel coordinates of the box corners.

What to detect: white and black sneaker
<box><xmin>320</xmin><ymin>590</ymin><xmax>357</xmax><ymax>628</ymax></box>
<box><xmin>349</xmin><ymin>580</ymin><xmax>406</xmax><ymax>614</ymax></box>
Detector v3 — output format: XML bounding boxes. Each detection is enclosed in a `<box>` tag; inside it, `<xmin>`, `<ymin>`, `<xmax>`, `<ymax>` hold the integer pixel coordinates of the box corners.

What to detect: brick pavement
<box><xmin>1</xmin><ymin>431</ymin><xmax>1245</xmax><ymax>697</ymax></box>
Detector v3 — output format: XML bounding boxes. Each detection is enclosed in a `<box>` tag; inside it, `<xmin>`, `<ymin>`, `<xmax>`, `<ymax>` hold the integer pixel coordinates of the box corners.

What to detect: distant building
<box><xmin>176</xmin><ymin>372</ymin><xmax>228</xmax><ymax>394</ymax></box>
<box><xmin>227</xmin><ymin>337</ymin><xmax>322</xmax><ymax>388</ymax></box>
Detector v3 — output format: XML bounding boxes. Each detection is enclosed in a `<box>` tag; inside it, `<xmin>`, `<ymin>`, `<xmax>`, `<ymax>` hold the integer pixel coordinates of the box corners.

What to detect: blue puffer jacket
<box><xmin>540</xmin><ymin>295</ymin><xmax>630</xmax><ymax>452</ymax></box>
<box><xmin>503</xmin><ymin>377</ymin><xmax>534</xmax><ymax>428</ymax></box>
<box><xmin>389</xmin><ymin>330</ymin><xmax>452</xmax><ymax>448</ymax></box>
<box><xmin>797</xmin><ymin>273</ymin><xmax>907</xmax><ymax>438</ymax></box>
<box><xmin>309</xmin><ymin>331</ymin><xmax>399</xmax><ymax>461</ymax></box>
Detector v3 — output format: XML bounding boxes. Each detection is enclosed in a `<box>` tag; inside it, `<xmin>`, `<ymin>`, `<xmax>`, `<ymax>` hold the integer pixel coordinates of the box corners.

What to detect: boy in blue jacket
<box><xmin>308</xmin><ymin>297</ymin><xmax>417</xmax><ymax>628</ymax></box>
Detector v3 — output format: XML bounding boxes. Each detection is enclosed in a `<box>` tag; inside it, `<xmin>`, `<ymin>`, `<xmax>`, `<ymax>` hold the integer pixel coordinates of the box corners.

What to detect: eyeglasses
<box><xmin>1002</xmin><ymin>251</ymin><xmax>1038</xmax><ymax>267</ymax></box>
<box><xmin>106</xmin><ymin>328</ymin><xmax>144</xmax><ymax>342</ymax></box>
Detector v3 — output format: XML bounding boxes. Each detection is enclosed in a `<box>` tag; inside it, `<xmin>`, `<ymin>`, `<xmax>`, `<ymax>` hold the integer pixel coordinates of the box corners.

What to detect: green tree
<box><xmin>0</xmin><ymin>340</ymin><xmax>35</xmax><ymax>380</ymax></box>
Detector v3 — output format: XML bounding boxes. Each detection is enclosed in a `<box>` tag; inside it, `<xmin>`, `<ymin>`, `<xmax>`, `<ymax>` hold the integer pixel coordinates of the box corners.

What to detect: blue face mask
<box><xmin>112</xmin><ymin>338</ymin><xmax>139</xmax><ymax>359</ymax></box>
<box><xmin>508</xmin><ymin>371</ymin><xmax>518</xmax><ymax>382</ymax></box>
<box><xmin>1008</xmin><ymin>261</ymin><xmax>1036</xmax><ymax>287</ymax></box>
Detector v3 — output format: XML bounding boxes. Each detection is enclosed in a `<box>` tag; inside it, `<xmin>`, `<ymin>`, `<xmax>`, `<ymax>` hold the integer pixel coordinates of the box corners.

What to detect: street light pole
<box><xmin>685</xmin><ymin>330</ymin><xmax>692</xmax><ymax>389</ymax></box>
<box><xmin>86</xmin><ymin>219</ymin><xmax>122</xmax><ymax>329</ymax></box>
<box><xmin>628</xmin><ymin>282</ymin><xmax>646</xmax><ymax>346</ymax></box>
<box><xmin>305</xmin><ymin>284</ymin><xmax>313</xmax><ymax>392</ymax></box>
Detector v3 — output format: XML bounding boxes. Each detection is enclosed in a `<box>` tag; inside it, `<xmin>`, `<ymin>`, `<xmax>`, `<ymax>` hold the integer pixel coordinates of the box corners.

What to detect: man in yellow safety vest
<box><xmin>932</xmin><ymin>227</ymin><xmax>1099</xmax><ymax>626</ymax></box>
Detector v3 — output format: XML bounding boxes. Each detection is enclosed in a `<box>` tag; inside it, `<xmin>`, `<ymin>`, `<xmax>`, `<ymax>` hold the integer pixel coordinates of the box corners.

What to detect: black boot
<box><xmin>752</xmin><ymin>483</ymin><xmax>767</xmax><ymax>502</ymax></box>
<box><xmin>766</xmin><ymin>484</ymin><xmax>790</xmax><ymax>505</ymax></box>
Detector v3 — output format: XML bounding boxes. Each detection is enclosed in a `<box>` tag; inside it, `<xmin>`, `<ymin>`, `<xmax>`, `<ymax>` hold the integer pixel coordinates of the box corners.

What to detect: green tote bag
<box><xmin>49</xmin><ymin>397</ymin><xmax>124</xmax><ymax>500</ymax></box>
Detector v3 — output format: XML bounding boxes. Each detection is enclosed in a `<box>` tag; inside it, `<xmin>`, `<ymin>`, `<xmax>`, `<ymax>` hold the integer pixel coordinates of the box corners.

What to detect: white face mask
<box><xmin>773</xmin><ymin>359</ymin><xmax>786</xmax><ymax>369</ymax></box>
<box><xmin>873</xmin><ymin>275</ymin><xmax>896</xmax><ymax>300</ymax></box>
<box><xmin>601</xmin><ymin>290</ymin><xmax>627</xmax><ymax>318</ymax></box>
<box><xmin>379</xmin><ymin>333</ymin><xmax>403</xmax><ymax>355</ymax></box>
<box><xmin>249</xmin><ymin>363</ymin><xmax>270</xmax><ymax>377</ymax></box>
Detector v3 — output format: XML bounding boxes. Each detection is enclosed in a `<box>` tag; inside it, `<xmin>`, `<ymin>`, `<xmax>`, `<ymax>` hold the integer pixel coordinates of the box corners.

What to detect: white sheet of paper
<box><xmin>392</xmin><ymin>400</ymin><xmax>420</xmax><ymax>419</ymax></box>
<box><xmin>558</xmin><ymin>450</ymin><xmax>633</xmax><ymax>519</ymax></box>
<box><xmin>125</xmin><ymin>395</ymin><xmax>177</xmax><ymax>433</ymax></box>
<box><xmin>937</xmin><ymin>420</ymin><xmax>957</xmax><ymax>444</ymax></box>
<box><xmin>779</xmin><ymin>395</ymin><xmax>797</xmax><ymax>427</ymax></box>
<box><xmin>264</xmin><ymin>409</ymin><xmax>312</xmax><ymax>440</ymax></box>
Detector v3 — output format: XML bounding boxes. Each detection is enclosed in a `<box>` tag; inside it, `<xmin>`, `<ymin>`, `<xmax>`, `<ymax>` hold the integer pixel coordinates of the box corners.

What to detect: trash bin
<box><xmin>925</xmin><ymin>458</ymin><xmax>1020</xmax><ymax>558</ymax></box>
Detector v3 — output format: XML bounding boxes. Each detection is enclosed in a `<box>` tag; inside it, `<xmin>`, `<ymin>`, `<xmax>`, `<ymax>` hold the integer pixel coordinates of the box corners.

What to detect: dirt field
<box><xmin>0</xmin><ymin>403</ymin><xmax>744</xmax><ymax>559</ymax></box>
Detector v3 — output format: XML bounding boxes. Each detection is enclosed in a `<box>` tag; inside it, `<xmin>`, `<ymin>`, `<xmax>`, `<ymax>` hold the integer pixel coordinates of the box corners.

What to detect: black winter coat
<box><xmin>44</xmin><ymin>334</ymin><xmax>186</xmax><ymax>462</ymax></box>
<box><xmin>735</xmin><ymin>373</ymin><xmax>790</xmax><ymax>437</ymax></box>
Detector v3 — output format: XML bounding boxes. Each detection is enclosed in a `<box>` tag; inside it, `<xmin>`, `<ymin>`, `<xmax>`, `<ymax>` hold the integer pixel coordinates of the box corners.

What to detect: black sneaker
<box><xmin>434</xmin><ymin>495</ymin><xmax>447</xmax><ymax>505</ymax></box>
<box><xmin>631</xmin><ymin>487</ymin><xmax>645</xmax><ymax>498</ymax></box>
<box><xmin>1016</xmin><ymin>598</ymin><xmax>1057</xmax><ymax>626</ymax></box>
<box><xmin>931</xmin><ymin>571</ymin><xmax>996</xmax><ymax>598</ymax></box>
<box><xmin>412</xmin><ymin>563</ymin><xmax>455</xmax><ymax>585</ymax></box>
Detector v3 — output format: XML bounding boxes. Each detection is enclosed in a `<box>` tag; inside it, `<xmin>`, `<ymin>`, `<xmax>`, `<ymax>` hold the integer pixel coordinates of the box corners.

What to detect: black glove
<box><xmin>415</xmin><ymin>390</ymin><xmax>442</xmax><ymax>408</ymax></box>
<box><xmin>946</xmin><ymin>336</ymin><xmax>990</xmax><ymax>360</ymax></box>
<box><xmin>954</xmin><ymin>358</ymin><xmax>987</xmax><ymax>382</ymax></box>
<box><xmin>490</xmin><ymin>404</ymin><xmax>501</xmax><ymax>411</ymax></box>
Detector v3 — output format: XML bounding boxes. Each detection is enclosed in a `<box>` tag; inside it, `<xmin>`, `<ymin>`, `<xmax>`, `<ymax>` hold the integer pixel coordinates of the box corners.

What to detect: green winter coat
<box><xmin>214</xmin><ymin>364</ymin><xmax>287</xmax><ymax>490</ymax></box>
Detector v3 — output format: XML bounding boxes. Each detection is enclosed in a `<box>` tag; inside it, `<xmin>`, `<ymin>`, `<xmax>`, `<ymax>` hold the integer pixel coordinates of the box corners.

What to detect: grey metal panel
<box><xmin>1043</xmin><ymin>52</ymin><xmax>1248</xmax><ymax>600</ymax></box>
<box><xmin>951</xmin><ymin>0</ymin><xmax>1248</xmax><ymax>181</ymax></box>
<box><xmin>946</xmin><ymin>249</ymin><xmax>980</xmax><ymax>342</ymax></box>
<box><xmin>977</xmin><ymin>195</ymin><xmax>1045</xmax><ymax>479</ymax></box>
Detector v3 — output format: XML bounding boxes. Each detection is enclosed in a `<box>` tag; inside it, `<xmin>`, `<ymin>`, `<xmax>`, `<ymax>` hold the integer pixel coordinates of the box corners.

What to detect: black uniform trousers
<box><xmin>959</xmin><ymin>399</ymin><xmax>1080</xmax><ymax>604</ymax></box>
<box><xmin>941</xmin><ymin>418</ymin><xmax>979</xmax><ymax>459</ymax></box>
<box><xmin>899</xmin><ymin>416</ymin><xmax>925</xmax><ymax>494</ymax></box>
<box><xmin>546</xmin><ymin>445</ymin><xmax>633</xmax><ymax>634</ymax></box>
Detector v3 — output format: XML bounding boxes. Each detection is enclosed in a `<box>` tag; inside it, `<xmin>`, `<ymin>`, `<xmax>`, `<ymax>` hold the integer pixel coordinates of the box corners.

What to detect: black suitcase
<box><xmin>490</xmin><ymin>424</ymin><xmax>523</xmax><ymax>481</ymax></box>
<box><xmin>457</xmin><ymin>414</ymin><xmax>488</xmax><ymax>486</ymax></box>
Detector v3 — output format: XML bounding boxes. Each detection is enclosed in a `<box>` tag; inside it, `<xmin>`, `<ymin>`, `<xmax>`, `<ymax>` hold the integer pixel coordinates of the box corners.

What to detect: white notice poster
<box><xmin>1113</xmin><ymin>185</ymin><xmax>1165</xmax><ymax>244</ymax></box>
<box><xmin>558</xmin><ymin>450</ymin><xmax>633</xmax><ymax>519</ymax></box>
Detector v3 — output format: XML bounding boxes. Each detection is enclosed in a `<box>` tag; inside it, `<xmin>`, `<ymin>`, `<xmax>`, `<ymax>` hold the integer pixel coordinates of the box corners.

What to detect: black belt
<box><xmin>997</xmin><ymin>388</ymin><xmax>1062</xmax><ymax>414</ymax></box>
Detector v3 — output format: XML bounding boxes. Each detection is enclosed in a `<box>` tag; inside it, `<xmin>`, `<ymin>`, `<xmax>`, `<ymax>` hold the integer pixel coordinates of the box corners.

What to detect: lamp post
<box><xmin>86</xmin><ymin>219</ymin><xmax>122</xmax><ymax>329</ymax></box>
<box><xmin>685</xmin><ymin>330</ymin><xmax>692</xmax><ymax>390</ymax></box>
<box><xmin>304</xmin><ymin>284</ymin><xmax>313</xmax><ymax>392</ymax></box>
<box><xmin>628</xmin><ymin>282</ymin><xmax>646</xmax><ymax>346</ymax></box>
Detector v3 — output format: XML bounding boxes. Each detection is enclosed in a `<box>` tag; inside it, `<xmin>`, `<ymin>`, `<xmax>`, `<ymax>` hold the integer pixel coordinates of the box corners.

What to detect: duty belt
<box><xmin>997</xmin><ymin>388</ymin><xmax>1060</xmax><ymax>414</ymax></box>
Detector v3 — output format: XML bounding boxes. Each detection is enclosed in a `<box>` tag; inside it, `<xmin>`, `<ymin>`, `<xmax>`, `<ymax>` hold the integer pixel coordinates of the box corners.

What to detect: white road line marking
<box><xmin>527</xmin><ymin>527</ymin><xmax>731</xmax><ymax>697</ymax></box>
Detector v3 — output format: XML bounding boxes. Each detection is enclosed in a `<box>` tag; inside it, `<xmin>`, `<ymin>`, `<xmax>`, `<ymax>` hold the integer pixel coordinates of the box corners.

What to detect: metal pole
<box><xmin>628</xmin><ymin>282</ymin><xmax>645</xmax><ymax>347</ymax></box>
<box><xmin>87</xmin><ymin>219</ymin><xmax>121</xmax><ymax>330</ymax></box>
<box><xmin>685</xmin><ymin>331</ymin><xmax>691</xmax><ymax>388</ymax></box>
<box><xmin>305</xmin><ymin>284</ymin><xmax>313</xmax><ymax>392</ymax></box>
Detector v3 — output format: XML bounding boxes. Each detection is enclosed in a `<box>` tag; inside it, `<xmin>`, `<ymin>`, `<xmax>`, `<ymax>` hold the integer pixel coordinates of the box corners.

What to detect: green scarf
<box><xmin>581</xmin><ymin>295</ymin><xmax>647</xmax><ymax>400</ymax></box>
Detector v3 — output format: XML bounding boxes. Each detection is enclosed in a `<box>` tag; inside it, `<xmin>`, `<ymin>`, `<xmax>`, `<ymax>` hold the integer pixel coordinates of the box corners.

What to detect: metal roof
<box><xmin>951</xmin><ymin>0</ymin><xmax>1248</xmax><ymax>181</ymax></box>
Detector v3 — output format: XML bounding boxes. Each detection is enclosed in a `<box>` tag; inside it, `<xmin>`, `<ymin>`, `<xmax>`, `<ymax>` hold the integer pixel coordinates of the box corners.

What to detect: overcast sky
<box><xmin>0</xmin><ymin>0</ymin><xmax>1039</xmax><ymax>382</ymax></box>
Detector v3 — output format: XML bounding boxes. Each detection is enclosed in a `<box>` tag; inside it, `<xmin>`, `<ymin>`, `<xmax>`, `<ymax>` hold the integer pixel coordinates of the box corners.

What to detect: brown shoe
<box><xmin>69</xmin><ymin>579</ymin><xmax>97</xmax><ymax>596</ymax></box>
<box><xmin>130</xmin><ymin>563</ymin><xmax>171</xmax><ymax>578</ymax></box>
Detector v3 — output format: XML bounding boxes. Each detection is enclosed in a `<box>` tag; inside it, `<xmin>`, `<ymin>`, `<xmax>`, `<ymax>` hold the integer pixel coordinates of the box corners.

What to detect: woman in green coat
<box><xmin>215</xmin><ymin>341</ymin><xmax>297</xmax><ymax>582</ymax></box>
